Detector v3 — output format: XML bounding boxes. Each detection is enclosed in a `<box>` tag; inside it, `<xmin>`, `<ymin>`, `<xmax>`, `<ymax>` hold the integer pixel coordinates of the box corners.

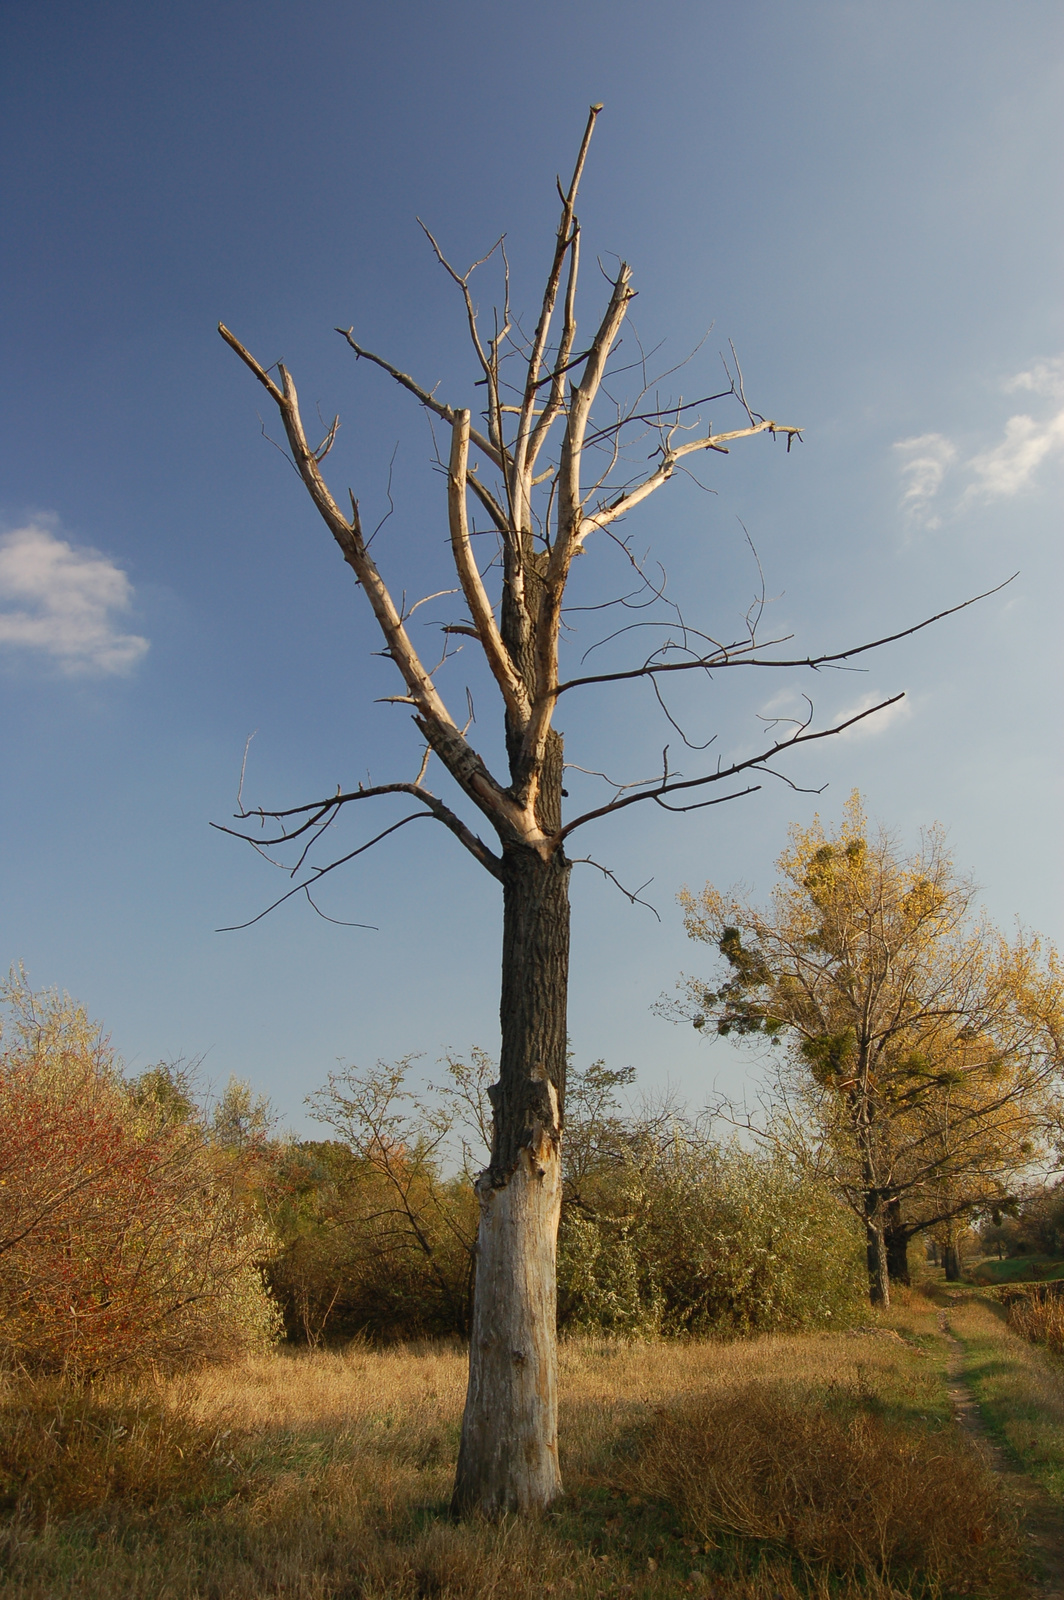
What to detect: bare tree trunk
<box><xmin>452</xmin><ymin>843</ymin><xmax>570</xmax><ymax>1516</ymax></box>
<box><xmin>865</xmin><ymin>1223</ymin><xmax>890</xmax><ymax>1306</ymax></box>
<box><xmin>858</xmin><ymin>1115</ymin><xmax>891</xmax><ymax>1307</ymax></box>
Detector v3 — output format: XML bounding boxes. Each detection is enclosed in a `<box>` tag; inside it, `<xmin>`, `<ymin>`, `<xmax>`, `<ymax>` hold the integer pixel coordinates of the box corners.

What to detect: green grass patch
<box><xmin>969</xmin><ymin>1256</ymin><xmax>1064</xmax><ymax>1285</ymax></box>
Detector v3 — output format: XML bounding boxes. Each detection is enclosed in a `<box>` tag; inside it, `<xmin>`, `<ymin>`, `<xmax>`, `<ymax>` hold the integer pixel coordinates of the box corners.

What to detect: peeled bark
<box><xmin>452</xmin><ymin>843</ymin><xmax>570</xmax><ymax>1516</ymax></box>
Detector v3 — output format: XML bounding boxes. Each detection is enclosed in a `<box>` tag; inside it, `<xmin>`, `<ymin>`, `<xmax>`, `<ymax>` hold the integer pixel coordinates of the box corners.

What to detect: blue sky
<box><xmin>2</xmin><ymin>0</ymin><xmax>1061</xmax><ymax>1131</ymax></box>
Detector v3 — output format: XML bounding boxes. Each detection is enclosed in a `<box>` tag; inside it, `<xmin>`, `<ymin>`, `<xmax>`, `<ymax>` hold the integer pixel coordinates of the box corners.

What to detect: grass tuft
<box><xmin>1004</xmin><ymin>1284</ymin><xmax>1064</xmax><ymax>1357</ymax></box>
<box><xmin>629</xmin><ymin>1380</ymin><xmax>1023</xmax><ymax>1596</ymax></box>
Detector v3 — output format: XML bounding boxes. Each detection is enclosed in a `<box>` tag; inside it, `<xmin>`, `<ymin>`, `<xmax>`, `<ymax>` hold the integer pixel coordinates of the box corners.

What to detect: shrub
<box><xmin>261</xmin><ymin>1139</ymin><xmax>476</xmax><ymax>1343</ymax></box>
<box><xmin>558</xmin><ymin>1066</ymin><xmax>864</xmax><ymax>1336</ymax></box>
<box><xmin>1004</xmin><ymin>1282</ymin><xmax>1064</xmax><ymax>1355</ymax></box>
<box><xmin>0</xmin><ymin>971</ymin><xmax>278</xmax><ymax>1375</ymax></box>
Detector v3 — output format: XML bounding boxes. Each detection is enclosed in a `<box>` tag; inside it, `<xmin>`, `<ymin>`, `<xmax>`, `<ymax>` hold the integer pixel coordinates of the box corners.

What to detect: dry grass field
<box><xmin>0</xmin><ymin>1291</ymin><xmax>1042</xmax><ymax>1599</ymax></box>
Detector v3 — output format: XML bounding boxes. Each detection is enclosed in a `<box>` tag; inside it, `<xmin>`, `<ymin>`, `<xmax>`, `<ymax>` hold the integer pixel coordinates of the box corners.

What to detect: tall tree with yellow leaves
<box><xmin>676</xmin><ymin>795</ymin><xmax>1063</xmax><ymax>1305</ymax></box>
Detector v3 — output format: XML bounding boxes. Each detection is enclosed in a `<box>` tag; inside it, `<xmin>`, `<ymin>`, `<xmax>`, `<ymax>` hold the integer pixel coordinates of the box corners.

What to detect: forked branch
<box><xmin>213</xmin><ymin>779</ymin><xmax>504</xmax><ymax>884</ymax></box>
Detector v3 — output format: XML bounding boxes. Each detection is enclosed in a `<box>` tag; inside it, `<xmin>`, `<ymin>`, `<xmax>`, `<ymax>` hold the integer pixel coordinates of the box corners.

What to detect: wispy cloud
<box><xmin>757</xmin><ymin>688</ymin><xmax>910</xmax><ymax>744</ymax></box>
<box><xmin>893</xmin><ymin>434</ymin><xmax>956</xmax><ymax>528</ymax></box>
<box><xmin>830</xmin><ymin>691</ymin><xmax>911</xmax><ymax>740</ymax></box>
<box><xmin>0</xmin><ymin>523</ymin><xmax>149</xmax><ymax>676</ymax></box>
<box><xmin>1003</xmin><ymin>355</ymin><xmax>1064</xmax><ymax>400</ymax></box>
<box><xmin>893</xmin><ymin>355</ymin><xmax>1064</xmax><ymax>525</ymax></box>
<box><xmin>964</xmin><ymin>408</ymin><xmax>1064</xmax><ymax>501</ymax></box>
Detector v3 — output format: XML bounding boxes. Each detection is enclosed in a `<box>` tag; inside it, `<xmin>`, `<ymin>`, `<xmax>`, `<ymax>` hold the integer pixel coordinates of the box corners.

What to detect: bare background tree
<box><xmin>218</xmin><ymin>107</ymin><xmax>983</xmax><ymax>1515</ymax></box>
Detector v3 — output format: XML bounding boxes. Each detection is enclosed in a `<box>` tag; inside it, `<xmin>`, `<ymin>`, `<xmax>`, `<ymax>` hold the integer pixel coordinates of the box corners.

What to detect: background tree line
<box><xmin>261</xmin><ymin>1052</ymin><xmax>864</xmax><ymax>1345</ymax></box>
<box><xmin>4</xmin><ymin>795</ymin><xmax>1059</xmax><ymax>1379</ymax></box>
<box><xmin>0</xmin><ymin>972</ymin><xmax>864</xmax><ymax>1374</ymax></box>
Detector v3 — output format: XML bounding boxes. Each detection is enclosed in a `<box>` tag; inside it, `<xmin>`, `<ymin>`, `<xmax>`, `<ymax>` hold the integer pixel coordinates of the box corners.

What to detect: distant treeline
<box><xmin>260</xmin><ymin>1052</ymin><xmax>864</xmax><ymax>1345</ymax></box>
<box><xmin>1</xmin><ymin>975</ymin><xmax>864</xmax><ymax>1375</ymax></box>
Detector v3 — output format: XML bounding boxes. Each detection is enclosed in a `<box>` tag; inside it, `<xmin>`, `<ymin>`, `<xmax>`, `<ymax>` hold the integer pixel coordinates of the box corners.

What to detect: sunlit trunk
<box><xmin>452</xmin><ymin>844</ymin><xmax>569</xmax><ymax>1516</ymax></box>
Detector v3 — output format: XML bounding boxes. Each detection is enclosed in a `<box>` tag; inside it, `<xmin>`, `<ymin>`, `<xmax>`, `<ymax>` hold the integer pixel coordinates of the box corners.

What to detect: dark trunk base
<box><xmin>886</xmin><ymin>1227</ymin><xmax>911</xmax><ymax>1286</ymax></box>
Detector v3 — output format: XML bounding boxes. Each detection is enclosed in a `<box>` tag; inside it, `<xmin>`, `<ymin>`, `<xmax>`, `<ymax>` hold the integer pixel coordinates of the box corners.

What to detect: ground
<box><xmin>2</xmin><ymin>1284</ymin><xmax>1063</xmax><ymax>1598</ymax></box>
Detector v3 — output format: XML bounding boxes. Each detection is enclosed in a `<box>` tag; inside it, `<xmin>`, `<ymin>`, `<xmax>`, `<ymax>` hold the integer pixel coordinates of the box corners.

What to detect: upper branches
<box><xmin>218</xmin><ymin>323</ymin><xmax>542</xmax><ymax>853</ymax></box>
<box><xmin>217</xmin><ymin>103</ymin><xmax>1000</xmax><ymax>924</ymax></box>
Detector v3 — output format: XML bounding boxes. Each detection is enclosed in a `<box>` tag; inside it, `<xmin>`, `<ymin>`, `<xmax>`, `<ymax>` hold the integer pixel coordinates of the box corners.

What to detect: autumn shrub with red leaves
<box><xmin>0</xmin><ymin>970</ymin><xmax>278</xmax><ymax>1376</ymax></box>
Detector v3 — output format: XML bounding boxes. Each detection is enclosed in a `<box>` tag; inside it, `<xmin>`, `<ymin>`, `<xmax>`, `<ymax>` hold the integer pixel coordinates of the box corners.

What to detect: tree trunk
<box><xmin>943</xmin><ymin>1220</ymin><xmax>961</xmax><ymax>1281</ymax></box>
<box><xmin>863</xmin><ymin>1181</ymin><xmax>890</xmax><ymax>1307</ymax></box>
<box><xmin>885</xmin><ymin>1201</ymin><xmax>911</xmax><ymax>1286</ymax></box>
<box><xmin>860</xmin><ymin>1143</ymin><xmax>890</xmax><ymax>1307</ymax></box>
<box><xmin>452</xmin><ymin>842</ymin><xmax>570</xmax><ymax>1516</ymax></box>
<box><xmin>866</xmin><ymin>1222</ymin><xmax>890</xmax><ymax>1307</ymax></box>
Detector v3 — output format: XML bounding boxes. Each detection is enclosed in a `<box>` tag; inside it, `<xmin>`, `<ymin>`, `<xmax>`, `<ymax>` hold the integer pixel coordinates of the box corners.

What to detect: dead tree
<box><xmin>217</xmin><ymin>106</ymin><xmax>983</xmax><ymax>1515</ymax></box>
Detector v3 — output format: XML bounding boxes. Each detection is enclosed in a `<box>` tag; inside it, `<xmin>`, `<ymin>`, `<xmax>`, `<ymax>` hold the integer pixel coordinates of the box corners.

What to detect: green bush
<box><xmin>558</xmin><ymin>1079</ymin><xmax>865</xmax><ymax>1336</ymax></box>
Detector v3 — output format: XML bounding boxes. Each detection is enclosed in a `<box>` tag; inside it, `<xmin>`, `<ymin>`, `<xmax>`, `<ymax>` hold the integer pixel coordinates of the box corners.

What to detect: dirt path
<box><xmin>939</xmin><ymin>1310</ymin><xmax>1064</xmax><ymax>1599</ymax></box>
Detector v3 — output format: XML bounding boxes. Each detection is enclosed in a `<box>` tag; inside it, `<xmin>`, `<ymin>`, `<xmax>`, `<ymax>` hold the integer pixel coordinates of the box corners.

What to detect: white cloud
<box><xmin>893</xmin><ymin>434</ymin><xmax>957</xmax><ymax>527</ymax></box>
<box><xmin>893</xmin><ymin>354</ymin><xmax>1064</xmax><ymax>522</ymax></box>
<box><xmin>1003</xmin><ymin>355</ymin><xmax>1064</xmax><ymax>401</ymax></box>
<box><xmin>0</xmin><ymin>523</ymin><xmax>149</xmax><ymax>676</ymax></box>
<box><xmin>964</xmin><ymin>407</ymin><xmax>1064</xmax><ymax>501</ymax></box>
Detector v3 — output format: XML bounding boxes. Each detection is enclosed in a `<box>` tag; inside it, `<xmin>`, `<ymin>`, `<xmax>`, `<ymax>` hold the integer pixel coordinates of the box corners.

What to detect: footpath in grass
<box><xmin>935</xmin><ymin>1281</ymin><xmax>1064</xmax><ymax>1598</ymax></box>
<box><xmin>0</xmin><ymin>1304</ymin><xmax>1044</xmax><ymax>1600</ymax></box>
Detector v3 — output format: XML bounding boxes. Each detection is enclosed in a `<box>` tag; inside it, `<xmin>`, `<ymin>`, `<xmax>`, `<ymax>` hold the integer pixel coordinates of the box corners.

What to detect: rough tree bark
<box><xmin>885</xmin><ymin>1201</ymin><xmax>912</xmax><ymax>1287</ymax></box>
<box><xmin>863</xmin><ymin>1196</ymin><xmax>891</xmax><ymax>1309</ymax></box>
<box><xmin>453</xmin><ymin>846</ymin><xmax>570</xmax><ymax>1512</ymax></box>
<box><xmin>217</xmin><ymin>107</ymin><xmax>949</xmax><ymax>1514</ymax></box>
